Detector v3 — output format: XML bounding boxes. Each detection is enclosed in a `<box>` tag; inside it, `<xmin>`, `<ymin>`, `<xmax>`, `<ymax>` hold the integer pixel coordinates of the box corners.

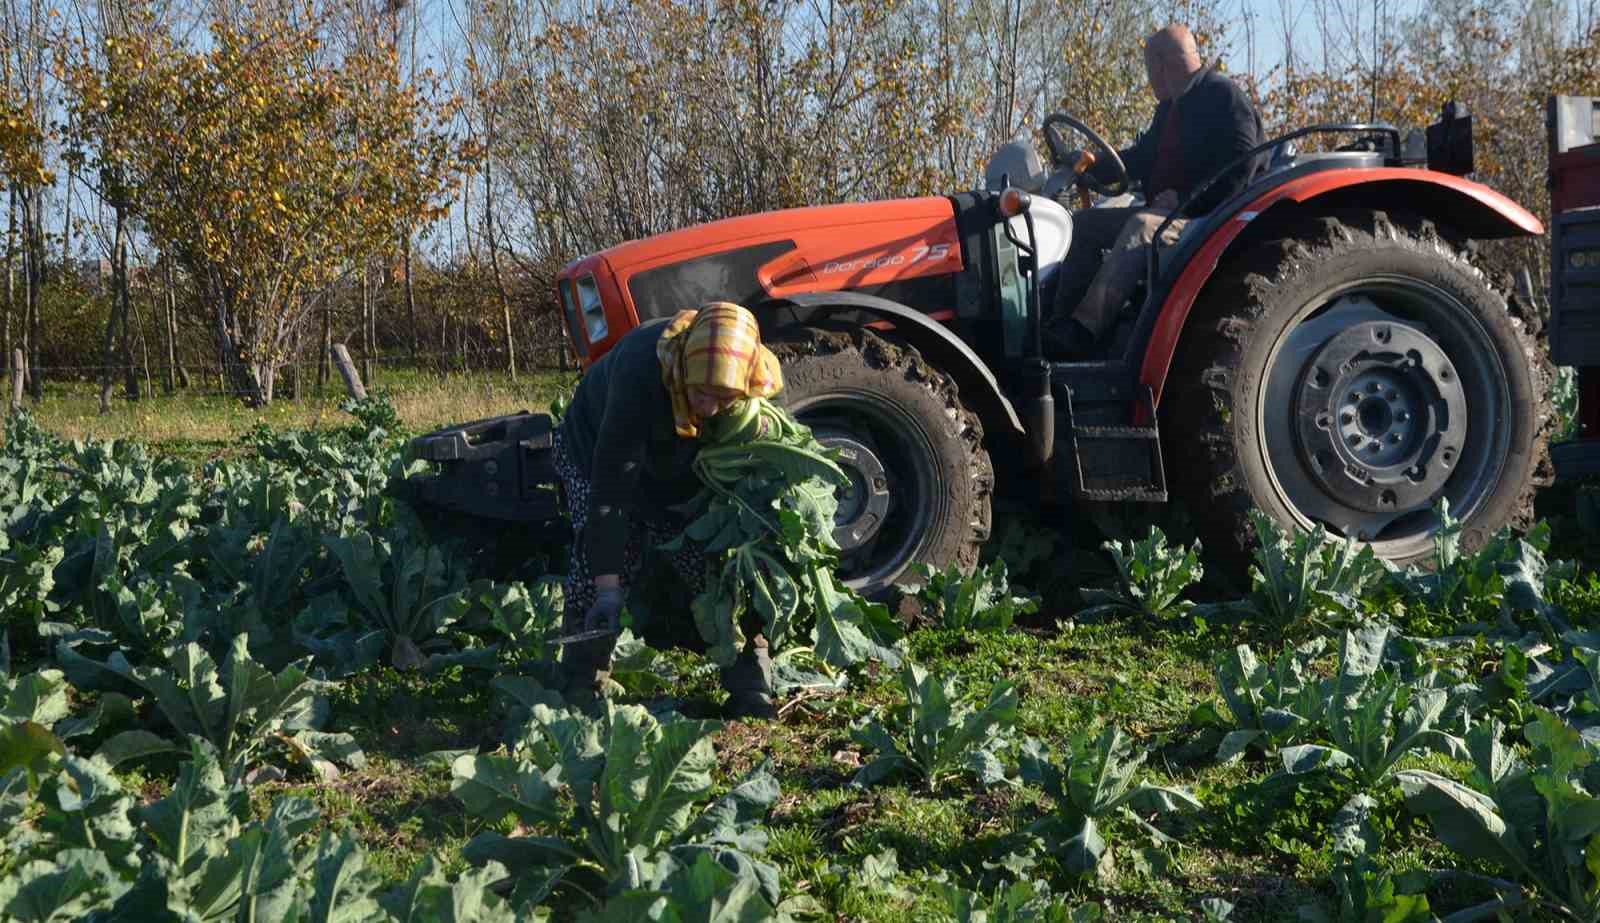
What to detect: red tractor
<box><xmin>413</xmin><ymin>104</ymin><xmax>1591</xmax><ymax>598</ymax></box>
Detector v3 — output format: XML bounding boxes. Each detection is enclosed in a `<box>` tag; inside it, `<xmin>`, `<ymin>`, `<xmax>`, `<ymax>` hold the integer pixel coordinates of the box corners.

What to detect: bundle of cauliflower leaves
<box><xmin>664</xmin><ymin>397</ymin><xmax>904</xmax><ymax>671</ymax></box>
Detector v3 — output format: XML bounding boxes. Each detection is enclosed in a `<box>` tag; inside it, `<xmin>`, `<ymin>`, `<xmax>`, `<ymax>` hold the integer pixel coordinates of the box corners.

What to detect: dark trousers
<box><xmin>1051</xmin><ymin>206</ymin><xmax>1186</xmax><ymax>336</ymax></box>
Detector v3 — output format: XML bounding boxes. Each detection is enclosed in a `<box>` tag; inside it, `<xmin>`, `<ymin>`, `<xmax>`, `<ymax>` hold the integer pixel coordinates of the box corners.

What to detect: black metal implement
<box><xmin>407</xmin><ymin>411</ymin><xmax>564</xmax><ymax>522</ymax></box>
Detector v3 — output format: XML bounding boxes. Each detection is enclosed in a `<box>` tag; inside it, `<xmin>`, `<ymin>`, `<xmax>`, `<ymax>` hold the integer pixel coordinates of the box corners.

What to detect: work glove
<box><xmin>584</xmin><ymin>585</ymin><xmax>626</xmax><ymax>634</ymax></box>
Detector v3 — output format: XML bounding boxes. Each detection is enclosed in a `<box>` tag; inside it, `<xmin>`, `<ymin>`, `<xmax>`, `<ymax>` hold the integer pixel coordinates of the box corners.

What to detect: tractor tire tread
<box><xmin>1163</xmin><ymin>207</ymin><xmax>1554</xmax><ymax>574</ymax></box>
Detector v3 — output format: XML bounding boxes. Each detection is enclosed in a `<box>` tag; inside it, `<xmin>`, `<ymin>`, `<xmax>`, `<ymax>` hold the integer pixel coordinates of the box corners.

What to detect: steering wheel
<box><xmin>1042</xmin><ymin>112</ymin><xmax>1129</xmax><ymax>197</ymax></box>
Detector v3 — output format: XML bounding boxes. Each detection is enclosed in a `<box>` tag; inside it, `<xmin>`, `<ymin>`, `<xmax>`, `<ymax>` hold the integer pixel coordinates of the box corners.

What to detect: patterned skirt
<box><xmin>551</xmin><ymin>426</ymin><xmax>708</xmax><ymax>628</ymax></box>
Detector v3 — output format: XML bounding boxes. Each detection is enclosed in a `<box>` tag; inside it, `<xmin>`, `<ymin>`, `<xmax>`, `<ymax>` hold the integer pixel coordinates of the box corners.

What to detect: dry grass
<box><xmin>16</xmin><ymin>368</ymin><xmax>578</xmax><ymax>452</ymax></box>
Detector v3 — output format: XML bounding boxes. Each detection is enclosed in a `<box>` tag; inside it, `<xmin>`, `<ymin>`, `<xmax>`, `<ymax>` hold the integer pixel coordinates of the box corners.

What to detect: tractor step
<box><xmin>1061</xmin><ymin>384</ymin><xmax>1168</xmax><ymax>502</ymax></box>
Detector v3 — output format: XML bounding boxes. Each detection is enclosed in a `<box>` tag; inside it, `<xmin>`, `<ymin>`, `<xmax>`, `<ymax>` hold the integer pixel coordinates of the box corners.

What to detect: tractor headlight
<box><xmin>575</xmin><ymin>274</ymin><xmax>608</xmax><ymax>343</ymax></box>
<box><xmin>558</xmin><ymin>281</ymin><xmax>584</xmax><ymax>353</ymax></box>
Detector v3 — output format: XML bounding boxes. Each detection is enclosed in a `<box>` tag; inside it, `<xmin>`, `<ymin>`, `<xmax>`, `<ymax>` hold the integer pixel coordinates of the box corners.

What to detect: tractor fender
<box><xmin>758</xmin><ymin>290</ymin><xmax>1026</xmax><ymax>439</ymax></box>
<box><xmin>1139</xmin><ymin>168</ymin><xmax>1544</xmax><ymax>408</ymax></box>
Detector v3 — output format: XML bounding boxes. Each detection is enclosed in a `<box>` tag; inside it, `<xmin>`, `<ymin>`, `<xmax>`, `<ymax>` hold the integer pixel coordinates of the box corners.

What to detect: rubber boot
<box><xmin>557</xmin><ymin>607</ymin><xmax>614</xmax><ymax>709</ymax></box>
<box><xmin>720</xmin><ymin>635</ymin><xmax>777</xmax><ymax>720</ymax></box>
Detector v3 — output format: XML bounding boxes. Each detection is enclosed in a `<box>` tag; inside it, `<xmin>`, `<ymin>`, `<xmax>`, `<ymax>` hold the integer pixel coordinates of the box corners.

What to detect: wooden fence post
<box><xmin>330</xmin><ymin>344</ymin><xmax>367</xmax><ymax>401</ymax></box>
<box><xmin>9</xmin><ymin>349</ymin><xmax>23</xmax><ymax>413</ymax></box>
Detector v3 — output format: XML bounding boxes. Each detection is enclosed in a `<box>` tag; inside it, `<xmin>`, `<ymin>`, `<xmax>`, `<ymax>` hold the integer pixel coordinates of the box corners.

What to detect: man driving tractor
<box><xmin>1045</xmin><ymin>24</ymin><xmax>1265</xmax><ymax>359</ymax></box>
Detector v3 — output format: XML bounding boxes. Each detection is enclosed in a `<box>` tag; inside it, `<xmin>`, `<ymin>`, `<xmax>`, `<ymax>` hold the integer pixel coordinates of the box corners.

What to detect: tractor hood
<box><xmin>556</xmin><ymin>196</ymin><xmax>966</xmax><ymax>363</ymax></box>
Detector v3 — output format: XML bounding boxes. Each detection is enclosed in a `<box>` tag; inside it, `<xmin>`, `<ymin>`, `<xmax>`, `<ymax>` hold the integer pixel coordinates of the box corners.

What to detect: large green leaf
<box><xmin>578</xmin><ymin>852</ymin><xmax>776</xmax><ymax>923</ymax></box>
<box><xmin>600</xmin><ymin>705</ymin><xmax>720</xmax><ymax>865</ymax></box>
<box><xmin>0</xmin><ymin>721</ymin><xmax>64</xmax><ymax>789</ymax></box>
<box><xmin>34</xmin><ymin>756</ymin><xmax>140</xmax><ymax>872</ymax></box>
<box><xmin>0</xmin><ymin>849</ymin><xmax>124</xmax><ymax>923</ymax></box>
<box><xmin>138</xmin><ymin>739</ymin><xmax>250</xmax><ymax>876</ymax></box>
<box><xmin>1396</xmin><ymin>769</ymin><xmax>1538</xmax><ymax>882</ymax></box>
<box><xmin>808</xmin><ymin>566</ymin><xmax>902</xmax><ymax>669</ymax></box>
<box><xmin>850</xmin><ymin>664</ymin><xmax>1015</xmax><ymax>791</ymax></box>
<box><xmin>378</xmin><ymin>855</ymin><xmax>520</xmax><ymax>923</ymax></box>
<box><xmin>1</xmin><ymin>670</ymin><xmax>70</xmax><ymax>726</ymax></box>
<box><xmin>687</xmin><ymin>763</ymin><xmax>780</xmax><ymax>855</ymax></box>
<box><xmin>306</xmin><ymin>832</ymin><xmax>386</xmax><ymax>923</ymax></box>
<box><xmin>1330</xmin><ymin>793</ymin><xmax>1379</xmax><ymax>859</ymax></box>
<box><xmin>450</xmin><ymin>752</ymin><xmax>564</xmax><ymax>828</ymax></box>
<box><xmin>1068</xmin><ymin>727</ymin><xmax>1144</xmax><ymax>815</ymax></box>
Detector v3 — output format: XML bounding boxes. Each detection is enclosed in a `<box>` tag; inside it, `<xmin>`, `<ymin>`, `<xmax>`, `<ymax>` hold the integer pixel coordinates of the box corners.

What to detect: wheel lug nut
<box><xmin>1368</xmin><ymin>382</ymin><xmax>1381</xmax><ymax>393</ymax></box>
<box><xmin>1388</xmin><ymin>433</ymin><xmax>1401</xmax><ymax>444</ymax></box>
<box><xmin>1341</xmin><ymin>411</ymin><xmax>1355</xmax><ymax>425</ymax></box>
<box><xmin>1349</xmin><ymin>392</ymin><xmax>1362</xmax><ymax>403</ymax></box>
<box><xmin>1397</xmin><ymin>411</ymin><xmax>1410</xmax><ymax>422</ymax></box>
<box><xmin>1347</xmin><ymin>434</ymin><xmax>1362</xmax><ymax>447</ymax></box>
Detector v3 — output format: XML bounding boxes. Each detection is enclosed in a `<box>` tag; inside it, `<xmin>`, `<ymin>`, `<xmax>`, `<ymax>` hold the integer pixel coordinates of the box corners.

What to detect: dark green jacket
<box><xmin>557</xmin><ymin>320</ymin><xmax>701</xmax><ymax>575</ymax></box>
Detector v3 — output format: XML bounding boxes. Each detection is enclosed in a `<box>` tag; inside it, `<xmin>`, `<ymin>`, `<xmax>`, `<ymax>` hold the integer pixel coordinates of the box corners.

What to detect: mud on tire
<box><xmin>769</xmin><ymin>327</ymin><xmax>993</xmax><ymax>597</ymax></box>
<box><xmin>1162</xmin><ymin>208</ymin><xmax>1554</xmax><ymax>574</ymax></box>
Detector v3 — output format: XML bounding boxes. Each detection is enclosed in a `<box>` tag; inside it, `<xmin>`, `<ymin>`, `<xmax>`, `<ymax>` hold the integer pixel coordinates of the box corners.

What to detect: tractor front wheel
<box><xmin>1163</xmin><ymin>209</ymin><xmax>1552</xmax><ymax>573</ymax></box>
<box><xmin>770</xmin><ymin>327</ymin><xmax>994</xmax><ymax>598</ymax></box>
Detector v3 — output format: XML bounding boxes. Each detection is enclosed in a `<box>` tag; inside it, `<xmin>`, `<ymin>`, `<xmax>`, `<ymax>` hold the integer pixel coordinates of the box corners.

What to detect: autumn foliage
<box><xmin>59</xmin><ymin>6</ymin><xmax>467</xmax><ymax>404</ymax></box>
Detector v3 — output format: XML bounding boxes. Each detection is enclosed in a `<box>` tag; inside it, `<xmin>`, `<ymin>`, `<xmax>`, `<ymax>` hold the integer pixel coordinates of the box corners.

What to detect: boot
<box><xmin>720</xmin><ymin>635</ymin><xmax>777</xmax><ymax>720</ymax></box>
<box><xmin>557</xmin><ymin>608</ymin><xmax>615</xmax><ymax>708</ymax></box>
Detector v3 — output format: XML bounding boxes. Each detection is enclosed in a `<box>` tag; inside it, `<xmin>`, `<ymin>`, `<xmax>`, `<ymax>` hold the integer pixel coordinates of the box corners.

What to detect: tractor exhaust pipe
<box><xmin>997</xmin><ymin>187</ymin><xmax>1054</xmax><ymax>468</ymax></box>
<box><xmin>1020</xmin><ymin>359</ymin><xmax>1055</xmax><ymax>469</ymax></box>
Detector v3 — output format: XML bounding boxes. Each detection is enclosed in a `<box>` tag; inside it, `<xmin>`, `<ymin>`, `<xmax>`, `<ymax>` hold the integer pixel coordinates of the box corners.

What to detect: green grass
<box><xmin>187</xmin><ymin>610</ymin><xmax>1489</xmax><ymax>921</ymax></box>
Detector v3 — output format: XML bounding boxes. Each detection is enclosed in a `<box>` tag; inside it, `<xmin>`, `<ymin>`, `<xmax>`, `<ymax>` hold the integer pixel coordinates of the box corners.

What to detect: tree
<box><xmin>61</xmin><ymin>4</ymin><xmax>465</xmax><ymax>405</ymax></box>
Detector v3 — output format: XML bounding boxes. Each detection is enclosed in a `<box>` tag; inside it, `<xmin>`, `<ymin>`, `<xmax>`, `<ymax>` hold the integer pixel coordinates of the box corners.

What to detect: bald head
<box><xmin>1144</xmin><ymin>24</ymin><xmax>1203</xmax><ymax>102</ymax></box>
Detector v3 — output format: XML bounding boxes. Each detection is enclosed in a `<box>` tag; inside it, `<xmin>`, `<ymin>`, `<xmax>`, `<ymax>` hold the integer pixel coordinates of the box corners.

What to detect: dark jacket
<box><xmin>557</xmin><ymin>320</ymin><xmax>701</xmax><ymax>575</ymax></box>
<box><xmin>1096</xmin><ymin>66</ymin><xmax>1265</xmax><ymax>216</ymax></box>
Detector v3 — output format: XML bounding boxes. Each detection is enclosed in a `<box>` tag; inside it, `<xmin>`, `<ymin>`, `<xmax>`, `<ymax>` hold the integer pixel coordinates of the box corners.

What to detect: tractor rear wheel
<box><xmin>1163</xmin><ymin>209</ymin><xmax>1552</xmax><ymax>573</ymax></box>
<box><xmin>769</xmin><ymin>327</ymin><xmax>993</xmax><ymax>598</ymax></box>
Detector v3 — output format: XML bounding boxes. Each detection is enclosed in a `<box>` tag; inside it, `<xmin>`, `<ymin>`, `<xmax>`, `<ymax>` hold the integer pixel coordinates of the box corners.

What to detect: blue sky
<box><xmin>1221</xmin><ymin>0</ymin><xmax>1426</xmax><ymax>77</ymax></box>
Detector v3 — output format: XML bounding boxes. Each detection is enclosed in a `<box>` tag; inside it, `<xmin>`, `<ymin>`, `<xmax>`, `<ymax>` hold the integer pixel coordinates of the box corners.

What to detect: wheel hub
<box><xmin>1294</xmin><ymin>320</ymin><xmax>1468</xmax><ymax>515</ymax></box>
<box><xmin>814</xmin><ymin>431</ymin><xmax>892</xmax><ymax>552</ymax></box>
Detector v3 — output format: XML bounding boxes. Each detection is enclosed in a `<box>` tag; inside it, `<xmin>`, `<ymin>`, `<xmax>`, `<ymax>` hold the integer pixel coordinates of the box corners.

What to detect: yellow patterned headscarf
<box><xmin>657</xmin><ymin>302</ymin><xmax>783</xmax><ymax>438</ymax></box>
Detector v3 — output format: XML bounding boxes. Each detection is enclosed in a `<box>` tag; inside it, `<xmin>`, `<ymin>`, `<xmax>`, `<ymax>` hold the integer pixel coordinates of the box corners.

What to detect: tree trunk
<box><xmin>29</xmin><ymin>190</ymin><xmax>42</xmax><ymax>400</ymax></box>
<box><xmin>403</xmin><ymin>231</ymin><xmax>418</xmax><ymax>364</ymax></box>
<box><xmin>291</xmin><ymin>330</ymin><xmax>303</xmax><ymax>401</ymax></box>
<box><xmin>367</xmin><ymin>267</ymin><xmax>378</xmax><ymax>385</ymax></box>
<box><xmin>161</xmin><ymin>257</ymin><xmax>177</xmax><ymax>394</ymax></box>
<box><xmin>21</xmin><ymin>189</ymin><xmax>42</xmax><ymax>400</ymax></box>
<box><xmin>119</xmin><ymin>238</ymin><xmax>138</xmax><ymax>402</ymax></box>
<box><xmin>209</xmin><ymin>273</ymin><xmax>265</xmax><ymax>406</ymax></box>
<box><xmin>318</xmin><ymin>300</ymin><xmax>330</xmax><ymax>393</ymax></box>
<box><xmin>484</xmin><ymin>158</ymin><xmax>517</xmax><ymax>381</ymax></box>
<box><xmin>61</xmin><ymin>162</ymin><xmax>72</xmax><ymax>278</ymax></box>
<box><xmin>4</xmin><ymin>187</ymin><xmax>15</xmax><ymax>372</ymax></box>
<box><xmin>137</xmin><ymin>278</ymin><xmax>156</xmax><ymax>399</ymax></box>
<box><xmin>98</xmin><ymin>212</ymin><xmax>126</xmax><ymax>415</ymax></box>
<box><xmin>359</xmin><ymin>264</ymin><xmax>373</xmax><ymax>383</ymax></box>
